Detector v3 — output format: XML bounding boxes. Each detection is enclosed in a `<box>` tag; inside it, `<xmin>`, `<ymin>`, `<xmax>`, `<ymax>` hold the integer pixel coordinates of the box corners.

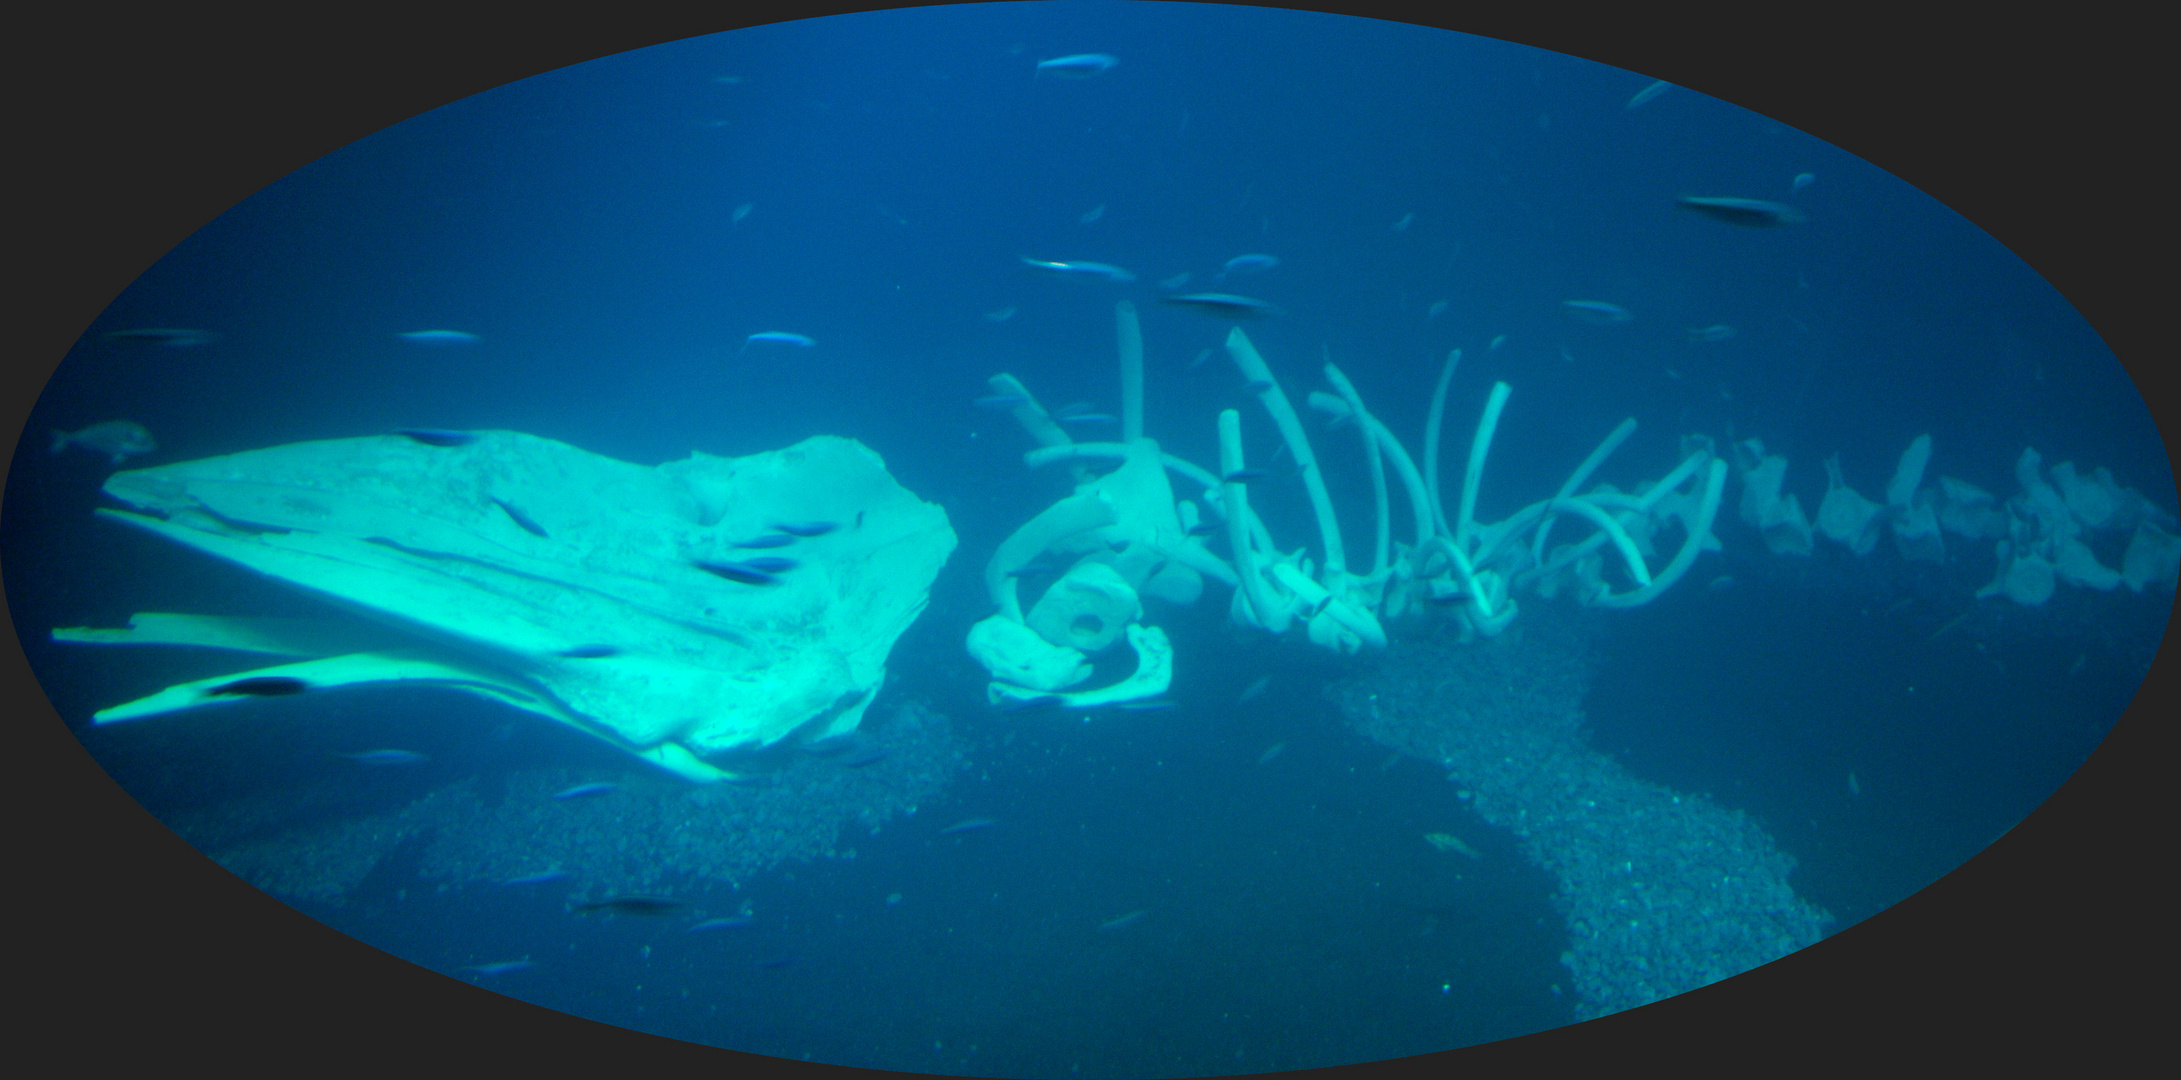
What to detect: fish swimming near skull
<box><xmin>51</xmin><ymin>420</ymin><xmax>156</xmax><ymax>464</ymax></box>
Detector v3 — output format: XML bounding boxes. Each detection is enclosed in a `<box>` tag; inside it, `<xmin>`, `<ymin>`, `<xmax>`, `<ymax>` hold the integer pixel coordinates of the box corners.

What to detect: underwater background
<box><xmin>9</xmin><ymin>3</ymin><xmax>2169</xmax><ymax>1074</ymax></box>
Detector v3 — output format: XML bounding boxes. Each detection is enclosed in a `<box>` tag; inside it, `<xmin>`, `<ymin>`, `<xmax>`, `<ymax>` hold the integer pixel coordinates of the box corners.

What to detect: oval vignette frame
<box><xmin>8</xmin><ymin>3</ymin><xmax>2168</xmax><ymax>1073</ymax></box>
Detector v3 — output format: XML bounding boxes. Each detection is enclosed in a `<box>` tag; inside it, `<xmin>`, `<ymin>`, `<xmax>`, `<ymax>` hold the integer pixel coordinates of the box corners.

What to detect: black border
<box><xmin>11</xmin><ymin>2</ymin><xmax>2168</xmax><ymax>1074</ymax></box>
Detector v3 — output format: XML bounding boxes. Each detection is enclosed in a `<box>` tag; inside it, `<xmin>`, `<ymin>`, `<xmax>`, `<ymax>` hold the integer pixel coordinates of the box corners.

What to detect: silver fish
<box><xmin>1676</xmin><ymin>196</ymin><xmax>1807</xmax><ymax>227</ymax></box>
<box><xmin>1098</xmin><ymin>909</ymin><xmax>1147</xmax><ymax>931</ymax></box>
<box><xmin>461</xmin><ymin>959</ymin><xmax>535</xmax><ymax>976</ymax></box>
<box><xmin>341</xmin><ymin>749</ymin><xmax>429</xmax><ymax>765</ymax></box>
<box><xmin>1035</xmin><ymin>53</ymin><xmax>1118</xmax><ymax>78</ymax></box>
<box><xmin>1162</xmin><ymin>293</ymin><xmax>1278</xmax><ymax>319</ymax></box>
<box><xmin>396</xmin><ymin>329</ymin><xmax>479</xmax><ymax>345</ymax></box>
<box><xmin>1021</xmin><ymin>257</ymin><xmax>1136</xmax><ymax>283</ymax></box>
<box><xmin>1625</xmin><ymin>79</ymin><xmax>1672</xmax><ymax>110</ymax></box>
<box><xmin>50</xmin><ymin>420</ymin><xmax>155</xmax><ymax>464</ymax></box>
<box><xmin>550</xmin><ymin>782</ymin><xmax>620</xmax><ymax>800</ymax></box>
<box><xmin>742</xmin><ymin>331</ymin><xmax>815</xmax><ymax>351</ymax></box>
<box><xmin>1561</xmin><ymin>300</ymin><xmax>1632</xmax><ymax>324</ymax></box>
<box><xmin>103</xmin><ymin>327</ymin><xmax>216</xmax><ymax>347</ymax></box>
<box><xmin>687</xmin><ymin>916</ymin><xmax>755</xmax><ymax>932</ymax></box>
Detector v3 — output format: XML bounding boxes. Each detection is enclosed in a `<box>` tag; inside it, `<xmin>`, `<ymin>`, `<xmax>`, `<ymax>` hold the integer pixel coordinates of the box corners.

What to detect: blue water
<box><xmin>7</xmin><ymin>4</ymin><xmax>2168</xmax><ymax>1075</ymax></box>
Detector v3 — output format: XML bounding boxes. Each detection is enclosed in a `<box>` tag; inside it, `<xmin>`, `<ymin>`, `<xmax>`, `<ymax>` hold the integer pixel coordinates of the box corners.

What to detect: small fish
<box><xmin>396</xmin><ymin>428</ymin><xmax>477</xmax><ymax>447</ymax></box>
<box><xmin>939</xmin><ymin>817</ymin><xmax>998</xmax><ymax>835</ymax></box>
<box><xmin>103</xmin><ymin>327</ymin><xmax>216</xmax><ymax>347</ymax></box>
<box><xmin>1426</xmin><ymin>300</ymin><xmax>1448</xmax><ymax>321</ymax></box>
<box><xmin>1186</xmin><ymin>347</ymin><xmax>1215</xmax><ymax>371</ymax></box>
<box><xmin>693</xmin><ymin>559</ymin><xmax>783</xmax><ymax>586</ymax></box>
<box><xmin>461</xmin><ymin>959</ymin><xmax>535</xmax><ymax>976</ymax></box>
<box><xmin>1052</xmin><ymin>401</ymin><xmax>1095</xmax><ymax>418</ymax></box>
<box><xmin>1625</xmin><ymin>79</ymin><xmax>1672</xmax><ymax>109</ymax></box>
<box><xmin>742</xmin><ymin>331</ymin><xmax>816</xmax><ymax>351</ymax></box>
<box><xmin>687</xmin><ymin>916</ymin><xmax>755</xmax><ymax>932</ymax></box>
<box><xmin>732</xmin><ymin>202</ymin><xmax>754</xmax><ymax>225</ymax></box>
<box><xmin>341</xmin><ymin>749</ymin><xmax>429</xmax><ymax>765</ymax></box>
<box><xmin>800</xmin><ymin>733</ymin><xmax>862</xmax><ymax>757</ymax></box>
<box><xmin>1035</xmin><ymin>53</ymin><xmax>1118</xmax><ymax>78</ymax></box>
<box><xmin>1222</xmin><ymin>469</ymin><xmax>1269</xmax><ymax>483</ymax></box>
<box><xmin>975</xmin><ymin>393</ymin><xmax>1029</xmax><ymax>409</ymax></box>
<box><xmin>1059</xmin><ymin>413</ymin><xmax>1117</xmax><ymax>426</ymax></box>
<box><xmin>573</xmin><ymin>895</ymin><xmax>690</xmax><ymax>916</ymax></box>
<box><xmin>734</xmin><ymin>556</ymin><xmax>798</xmax><ymax>574</ymax></box>
<box><xmin>1257</xmin><ymin>742</ymin><xmax>1286</xmax><ymax>765</ymax></box>
<box><xmin>996</xmin><ymin>693</ymin><xmax>1061</xmax><ymax>712</ymax></box>
<box><xmin>556</xmin><ymin>645</ymin><xmax>621</xmax><ymax>659</ymax></box>
<box><xmin>1236</xmin><ymin>675</ymin><xmax>1271</xmax><ymax>704</ymax></box>
<box><xmin>1186</xmin><ymin>522</ymin><xmax>1221</xmax><ymax>538</ymax></box>
<box><xmin>1706</xmin><ymin>575</ymin><xmax>1736</xmax><ymax>591</ymax></box>
<box><xmin>502</xmin><ymin>870</ymin><xmax>573</xmax><ymax>886</ymax></box>
<box><xmin>1098</xmin><ymin>909</ymin><xmax>1147</xmax><ymax>931</ymax></box>
<box><xmin>771</xmin><ymin>520</ymin><xmax>838</xmax><ymax>537</ymax></box>
<box><xmin>1243</xmin><ymin>379</ymin><xmax>1274</xmax><ymax>393</ymax></box>
<box><xmin>732</xmin><ymin>533</ymin><xmax>798</xmax><ymax>549</ymax></box>
<box><xmin>1424</xmin><ymin>832</ymin><xmax>1482</xmax><ymax>859</ymax></box>
<box><xmin>1791</xmin><ymin>172</ymin><xmax>1816</xmax><ymax>193</ymax></box>
<box><xmin>1162</xmin><ymin>293</ymin><xmax>1278</xmax><ymax>319</ymax></box>
<box><xmin>1116</xmin><ymin>699</ymin><xmax>1177</xmax><ymax>711</ymax></box>
<box><xmin>985</xmin><ymin>307</ymin><xmax>1018</xmax><ymax>322</ymax></box>
<box><xmin>1688</xmin><ymin>324</ymin><xmax>1736</xmax><ymax>343</ymax></box>
<box><xmin>1078</xmin><ymin>204</ymin><xmax>1106</xmax><ymax>224</ymax></box>
<box><xmin>208</xmin><ymin>676</ymin><xmax>309</xmax><ymax>697</ymax></box>
<box><xmin>492</xmin><ymin>498</ymin><xmax>548</xmax><ymax>538</ymax></box>
<box><xmin>839</xmin><ymin>745</ymin><xmax>889</xmax><ymax>768</ymax></box>
<box><xmin>1391</xmin><ymin>212</ymin><xmax>1414</xmax><ymax>232</ymax></box>
<box><xmin>1488</xmin><ymin>334</ymin><xmax>1507</xmax><ymax>351</ymax></box>
<box><xmin>1561</xmin><ymin>300</ymin><xmax>1632</xmax><ymax>324</ymax></box>
<box><xmin>757</xmin><ymin>957</ymin><xmax>795</xmax><ymax>970</ymax></box>
<box><xmin>1677</xmin><ymin>195</ymin><xmax>1807</xmax><ymax>227</ymax></box>
<box><xmin>551</xmin><ymin>782</ymin><xmax>620</xmax><ymax>800</ymax></box>
<box><xmin>1848</xmin><ymin>772</ymin><xmax>1862</xmax><ymax>796</ymax></box>
<box><xmin>50</xmin><ymin>420</ymin><xmax>156</xmax><ymax>464</ymax></box>
<box><xmin>1220</xmin><ymin>253</ymin><xmax>1279</xmax><ymax>276</ymax></box>
<box><xmin>1020</xmin><ymin>257</ymin><xmax>1136</xmax><ymax>283</ymax></box>
<box><xmin>396</xmin><ymin>330</ymin><xmax>480</xmax><ymax>346</ymax></box>
<box><xmin>1159</xmin><ymin>272</ymin><xmax>1194</xmax><ymax>290</ymax></box>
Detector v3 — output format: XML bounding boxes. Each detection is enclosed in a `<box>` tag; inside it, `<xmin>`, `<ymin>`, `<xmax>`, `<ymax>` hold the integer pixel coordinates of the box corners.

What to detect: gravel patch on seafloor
<box><xmin>174</xmin><ymin>700</ymin><xmax>969</xmax><ymax>905</ymax></box>
<box><xmin>1330</xmin><ymin>613</ymin><xmax>1831</xmax><ymax>1019</ymax></box>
